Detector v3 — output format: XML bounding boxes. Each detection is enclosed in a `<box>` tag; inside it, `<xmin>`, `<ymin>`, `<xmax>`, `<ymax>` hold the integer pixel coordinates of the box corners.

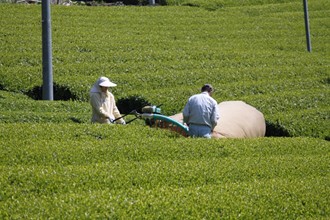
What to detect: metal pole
<box><xmin>303</xmin><ymin>0</ymin><xmax>312</xmax><ymax>52</ymax></box>
<box><xmin>42</xmin><ymin>0</ymin><xmax>54</xmax><ymax>100</ymax></box>
<box><xmin>149</xmin><ymin>0</ymin><xmax>155</xmax><ymax>5</ymax></box>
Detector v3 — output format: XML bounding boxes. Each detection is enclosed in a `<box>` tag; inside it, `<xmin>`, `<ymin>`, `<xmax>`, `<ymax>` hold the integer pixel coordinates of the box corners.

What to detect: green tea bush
<box><xmin>166</xmin><ymin>0</ymin><xmax>302</xmax><ymax>8</ymax></box>
<box><xmin>0</xmin><ymin>123</ymin><xmax>329</xmax><ymax>218</ymax></box>
<box><xmin>0</xmin><ymin>91</ymin><xmax>90</xmax><ymax>123</ymax></box>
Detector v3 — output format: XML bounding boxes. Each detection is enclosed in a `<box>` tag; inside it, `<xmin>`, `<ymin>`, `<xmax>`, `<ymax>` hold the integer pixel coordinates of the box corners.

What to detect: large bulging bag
<box><xmin>170</xmin><ymin>101</ymin><xmax>266</xmax><ymax>138</ymax></box>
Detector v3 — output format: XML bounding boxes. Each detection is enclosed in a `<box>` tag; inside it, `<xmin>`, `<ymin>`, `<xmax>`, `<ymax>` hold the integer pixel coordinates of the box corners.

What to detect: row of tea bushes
<box><xmin>1</xmin><ymin>122</ymin><xmax>329</xmax><ymax>218</ymax></box>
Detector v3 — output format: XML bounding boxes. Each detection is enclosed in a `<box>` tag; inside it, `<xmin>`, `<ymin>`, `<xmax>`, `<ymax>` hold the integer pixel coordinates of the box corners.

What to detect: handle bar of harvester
<box><xmin>112</xmin><ymin>103</ymin><xmax>163</xmax><ymax>124</ymax></box>
<box><xmin>124</xmin><ymin>110</ymin><xmax>141</xmax><ymax>124</ymax></box>
<box><xmin>112</xmin><ymin>110</ymin><xmax>137</xmax><ymax>123</ymax></box>
<box><xmin>125</xmin><ymin>117</ymin><xmax>139</xmax><ymax>124</ymax></box>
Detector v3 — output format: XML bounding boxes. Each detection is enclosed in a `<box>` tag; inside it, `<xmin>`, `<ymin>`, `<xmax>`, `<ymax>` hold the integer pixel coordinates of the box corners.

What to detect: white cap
<box><xmin>98</xmin><ymin>76</ymin><xmax>117</xmax><ymax>87</ymax></box>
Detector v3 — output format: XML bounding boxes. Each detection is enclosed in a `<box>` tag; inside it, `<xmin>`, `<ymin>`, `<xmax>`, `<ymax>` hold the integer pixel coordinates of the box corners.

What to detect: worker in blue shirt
<box><xmin>183</xmin><ymin>84</ymin><xmax>220</xmax><ymax>138</ymax></box>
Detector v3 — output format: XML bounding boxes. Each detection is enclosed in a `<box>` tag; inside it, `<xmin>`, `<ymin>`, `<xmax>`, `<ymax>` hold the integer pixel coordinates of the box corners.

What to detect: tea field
<box><xmin>0</xmin><ymin>0</ymin><xmax>329</xmax><ymax>218</ymax></box>
<box><xmin>1</xmin><ymin>123</ymin><xmax>329</xmax><ymax>219</ymax></box>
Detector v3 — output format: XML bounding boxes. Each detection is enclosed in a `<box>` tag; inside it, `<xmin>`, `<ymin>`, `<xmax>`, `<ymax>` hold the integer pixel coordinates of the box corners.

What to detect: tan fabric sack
<box><xmin>170</xmin><ymin>101</ymin><xmax>266</xmax><ymax>138</ymax></box>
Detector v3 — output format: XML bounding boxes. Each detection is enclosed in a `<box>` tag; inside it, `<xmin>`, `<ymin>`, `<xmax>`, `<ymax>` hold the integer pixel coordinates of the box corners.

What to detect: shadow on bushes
<box><xmin>69</xmin><ymin>117</ymin><xmax>84</xmax><ymax>123</ymax></box>
<box><xmin>117</xmin><ymin>95</ymin><xmax>151</xmax><ymax>114</ymax></box>
<box><xmin>323</xmin><ymin>77</ymin><xmax>330</xmax><ymax>85</ymax></box>
<box><xmin>25</xmin><ymin>83</ymin><xmax>79</xmax><ymax>101</ymax></box>
<box><xmin>265</xmin><ymin>121</ymin><xmax>291</xmax><ymax>137</ymax></box>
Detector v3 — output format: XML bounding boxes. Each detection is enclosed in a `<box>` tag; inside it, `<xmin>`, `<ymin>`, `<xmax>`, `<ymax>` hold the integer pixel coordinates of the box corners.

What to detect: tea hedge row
<box><xmin>0</xmin><ymin>123</ymin><xmax>329</xmax><ymax>218</ymax></box>
<box><xmin>166</xmin><ymin>0</ymin><xmax>302</xmax><ymax>8</ymax></box>
<box><xmin>0</xmin><ymin>90</ymin><xmax>328</xmax><ymax>139</ymax></box>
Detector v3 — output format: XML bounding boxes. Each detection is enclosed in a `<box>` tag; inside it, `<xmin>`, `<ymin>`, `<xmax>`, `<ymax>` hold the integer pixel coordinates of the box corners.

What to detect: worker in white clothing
<box><xmin>90</xmin><ymin>76</ymin><xmax>125</xmax><ymax>124</ymax></box>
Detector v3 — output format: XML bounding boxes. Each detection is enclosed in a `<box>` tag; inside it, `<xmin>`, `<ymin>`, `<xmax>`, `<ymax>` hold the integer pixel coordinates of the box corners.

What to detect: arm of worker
<box><xmin>182</xmin><ymin>102</ymin><xmax>190</xmax><ymax>125</ymax></box>
<box><xmin>113</xmin><ymin>106</ymin><xmax>125</xmax><ymax>124</ymax></box>
<box><xmin>210</xmin><ymin>104</ymin><xmax>220</xmax><ymax>130</ymax></box>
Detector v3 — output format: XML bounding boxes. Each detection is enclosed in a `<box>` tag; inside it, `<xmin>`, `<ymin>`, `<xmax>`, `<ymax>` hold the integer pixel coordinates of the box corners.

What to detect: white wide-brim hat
<box><xmin>98</xmin><ymin>76</ymin><xmax>117</xmax><ymax>87</ymax></box>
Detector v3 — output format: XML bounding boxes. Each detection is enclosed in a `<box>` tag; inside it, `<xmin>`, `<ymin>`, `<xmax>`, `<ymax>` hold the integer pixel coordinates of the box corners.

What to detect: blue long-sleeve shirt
<box><xmin>182</xmin><ymin>92</ymin><xmax>220</xmax><ymax>130</ymax></box>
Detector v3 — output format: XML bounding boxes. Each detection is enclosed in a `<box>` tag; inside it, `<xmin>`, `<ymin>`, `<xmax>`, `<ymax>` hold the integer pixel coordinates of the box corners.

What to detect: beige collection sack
<box><xmin>170</xmin><ymin>101</ymin><xmax>266</xmax><ymax>138</ymax></box>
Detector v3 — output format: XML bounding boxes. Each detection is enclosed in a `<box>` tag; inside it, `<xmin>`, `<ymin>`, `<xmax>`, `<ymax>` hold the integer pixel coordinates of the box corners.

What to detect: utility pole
<box><xmin>303</xmin><ymin>0</ymin><xmax>312</xmax><ymax>52</ymax></box>
<box><xmin>42</xmin><ymin>0</ymin><xmax>54</xmax><ymax>100</ymax></box>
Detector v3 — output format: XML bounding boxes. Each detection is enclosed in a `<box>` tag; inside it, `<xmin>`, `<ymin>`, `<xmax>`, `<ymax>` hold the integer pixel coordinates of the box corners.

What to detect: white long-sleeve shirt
<box><xmin>90</xmin><ymin>84</ymin><xmax>124</xmax><ymax>124</ymax></box>
<box><xmin>182</xmin><ymin>92</ymin><xmax>220</xmax><ymax>130</ymax></box>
